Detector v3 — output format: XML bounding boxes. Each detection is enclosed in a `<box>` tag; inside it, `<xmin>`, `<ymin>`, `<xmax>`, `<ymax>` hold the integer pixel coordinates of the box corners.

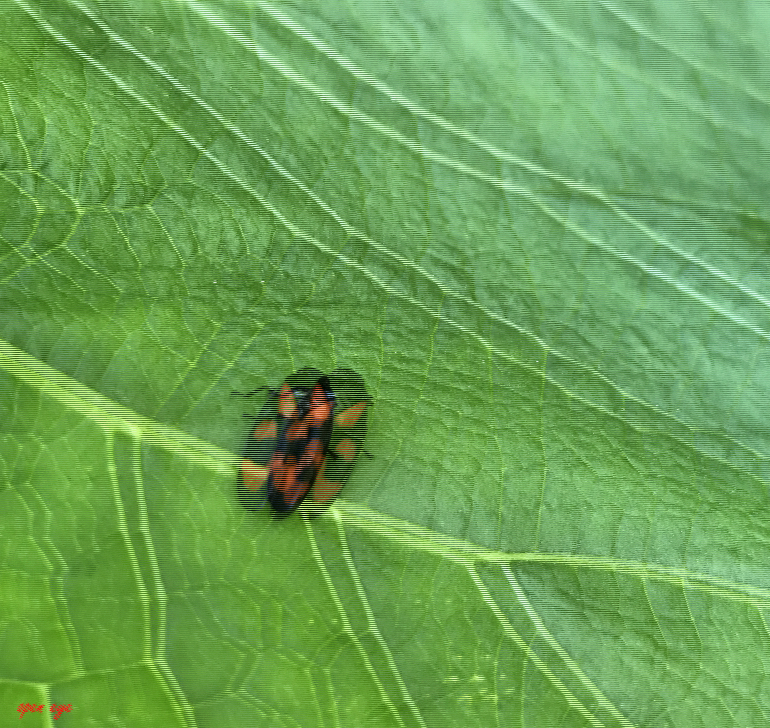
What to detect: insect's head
<box><xmin>292</xmin><ymin>386</ymin><xmax>313</xmax><ymax>418</ymax></box>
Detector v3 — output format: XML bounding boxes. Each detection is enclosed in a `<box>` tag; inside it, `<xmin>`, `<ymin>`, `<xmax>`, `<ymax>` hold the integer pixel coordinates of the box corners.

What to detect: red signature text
<box><xmin>17</xmin><ymin>703</ymin><xmax>72</xmax><ymax>720</ymax></box>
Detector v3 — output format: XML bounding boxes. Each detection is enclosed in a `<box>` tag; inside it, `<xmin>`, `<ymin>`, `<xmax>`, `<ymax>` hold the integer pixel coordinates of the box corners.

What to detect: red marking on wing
<box><xmin>301</xmin><ymin>439</ymin><xmax>323</xmax><ymax>464</ymax></box>
<box><xmin>267</xmin><ymin>379</ymin><xmax>334</xmax><ymax>512</ymax></box>
<box><xmin>252</xmin><ymin>421</ymin><xmax>277</xmax><ymax>440</ymax></box>
<box><xmin>285</xmin><ymin>418</ymin><xmax>309</xmax><ymax>441</ymax></box>
<box><xmin>270</xmin><ymin>458</ymin><xmax>308</xmax><ymax>506</ymax></box>
<box><xmin>311</xmin><ymin>461</ymin><xmax>343</xmax><ymax>505</ymax></box>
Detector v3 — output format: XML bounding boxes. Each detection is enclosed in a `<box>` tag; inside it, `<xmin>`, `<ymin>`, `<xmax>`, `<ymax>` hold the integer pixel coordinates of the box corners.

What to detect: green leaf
<box><xmin>2</xmin><ymin>1</ymin><xmax>769</xmax><ymax>726</ymax></box>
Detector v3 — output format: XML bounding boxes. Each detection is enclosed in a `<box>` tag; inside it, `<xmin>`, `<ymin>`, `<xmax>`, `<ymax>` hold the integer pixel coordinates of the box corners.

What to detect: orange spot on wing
<box><xmin>335</xmin><ymin>438</ymin><xmax>357</xmax><ymax>460</ymax></box>
<box><xmin>252</xmin><ymin>421</ymin><xmax>277</xmax><ymax>440</ymax></box>
<box><xmin>241</xmin><ymin>459</ymin><xmax>268</xmax><ymax>491</ymax></box>
<box><xmin>286</xmin><ymin>419</ymin><xmax>308</xmax><ymax>440</ymax></box>
<box><xmin>301</xmin><ymin>440</ymin><xmax>323</xmax><ymax>464</ymax></box>
<box><xmin>270</xmin><ymin>458</ymin><xmax>309</xmax><ymax>507</ymax></box>
<box><xmin>278</xmin><ymin>384</ymin><xmax>297</xmax><ymax>418</ymax></box>
<box><xmin>335</xmin><ymin>401</ymin><xmax>366</xmax><ymax>428</ymax></box>
<box><xmin>312</xmin><ymin>461</ymin><xmax>343</xmax><ymax>504</ymax></box>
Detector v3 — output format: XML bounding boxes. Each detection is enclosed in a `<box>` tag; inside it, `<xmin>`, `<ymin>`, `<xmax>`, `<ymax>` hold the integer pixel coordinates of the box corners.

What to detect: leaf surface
<box><xmin>1</xmin><ymin>2</ymin><xmax>769</xmax><ymax>726</ymax></box>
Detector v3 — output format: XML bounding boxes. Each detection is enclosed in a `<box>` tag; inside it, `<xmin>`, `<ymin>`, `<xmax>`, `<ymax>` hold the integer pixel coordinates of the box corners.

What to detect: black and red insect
<box><xmin>234</xmin><ymin>367</ymin><xmax>370</xmax><ymax>517</ymax></box>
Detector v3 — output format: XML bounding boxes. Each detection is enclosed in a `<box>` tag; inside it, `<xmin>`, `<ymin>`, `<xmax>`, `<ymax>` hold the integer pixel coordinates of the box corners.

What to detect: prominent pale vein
<box><xmin>500</xmin><ymin>564</ymin><xmax>634</xmax><ymax>727</ymax></box>
<box><xmin>601</xmin><ymin>0</ymin><xmax>770</xmax><ymax>108</ymax></box>
<box><xmin>246</xmin><ymin>0</ymin><xmax>770</xmax><ymax>319</ymax></box>
<box><xmin>305</xmin><ymin>518</ymin><xmax>419</xmax><ymax>728</ymax></box>
<box><xmin>468</xmin><ymin>568</ymin><xmax>610</xmax><ymax>728</ymax></box>
<box><xmin>331</xmin><ymin>510</ymin><xmax>427</xmax><ymax>728</ymax></box>
<box><xmin>105</xmin><ymin>430</ymin><xmax>154</xmax><ymax>658</ymax></box>
<box><xmin>17</xmin><ymin>0</ymin><xmax>769</xmax><ymax>484</ymax></box>
<box><xmin>513</xmin><ymin>0</ymin><xmax>766</xmax><ymax>140</ymax></box>
<box><xmin>0</xmin><ymin>339</ymin><xmax>234</xmax><ymax>471</ymax></box>
<box><xmin>335</xmin><ymin>501</ymin><xmax>770</xmax><ymax>611</ymax></box>
<box><xmin>3</xmin><ymin>337</ymin><xmax>764</xmax><ymax>614</ymax></box>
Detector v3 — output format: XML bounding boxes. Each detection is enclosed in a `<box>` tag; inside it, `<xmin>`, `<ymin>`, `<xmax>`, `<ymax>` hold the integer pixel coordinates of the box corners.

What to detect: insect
<box><xmin>302</xmin><ymin>368</ymin><xmax>371</xmax><ymax>517</ymax></box>
<box><xmin>234</xmin><ymin>367</ymin><xmax>370</xmax><ymax>517</ymax></box>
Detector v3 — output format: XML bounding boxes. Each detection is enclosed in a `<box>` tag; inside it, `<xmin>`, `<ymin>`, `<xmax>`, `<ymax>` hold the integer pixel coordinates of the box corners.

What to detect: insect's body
<box><xmin>235</xmin><ymin>367</ymin><xmax>370</xmax><ymax>517</ymax></box>
<box><xmin>266</xmin><ymin>375</ymin><xmax>336</xmax><ymax>514</ymax></box>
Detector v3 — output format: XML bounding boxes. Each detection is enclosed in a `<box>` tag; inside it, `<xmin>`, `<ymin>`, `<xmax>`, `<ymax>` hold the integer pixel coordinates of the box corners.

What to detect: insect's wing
<box><xmin>302</xmin><ymin>368</ymin><xmax>370</xmax><ymax>517</ymax></box>
<box><xmin>236</xmin><ymin>367</ymin><xmax>323</xmax><ymax>512</ymax></box>
<box><xmin>236</xmin><ymin>386</ymin><xmax>282</xmax><ymax>512</ymax></box>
